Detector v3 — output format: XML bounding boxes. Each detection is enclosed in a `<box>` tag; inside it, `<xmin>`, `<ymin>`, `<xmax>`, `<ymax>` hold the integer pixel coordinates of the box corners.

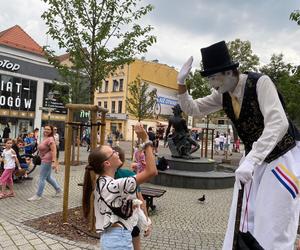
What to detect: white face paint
<box><xmin>207</xmin><ymin>70</ymin><xmax>238</xmax><ymax>94</ymax></box>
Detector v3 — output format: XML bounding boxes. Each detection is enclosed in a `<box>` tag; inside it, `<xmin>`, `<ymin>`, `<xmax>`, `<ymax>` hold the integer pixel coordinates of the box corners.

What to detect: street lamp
<box><xmin>39</xmin><ymin>107</ymin><xmax>55</xmax><ymax>122</ymax></box>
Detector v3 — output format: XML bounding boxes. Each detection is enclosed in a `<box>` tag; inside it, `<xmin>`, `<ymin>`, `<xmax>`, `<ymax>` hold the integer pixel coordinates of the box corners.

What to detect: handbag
<box><xmin>33</xmin><ymin>154</ymin><xmax>41</xmax><ymax>165</ymax></box>
<box><xmin>237</xmin><ymin>231</ymin><xmax>264</xmax><ymax>250</ymax></box>
<box><xmin>14</xmin><ymin>168</ymin><xmax>26</xmax><ymax>177</ymax></box>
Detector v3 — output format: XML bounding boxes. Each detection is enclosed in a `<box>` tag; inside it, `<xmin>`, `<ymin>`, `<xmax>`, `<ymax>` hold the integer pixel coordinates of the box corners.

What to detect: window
<box><xmin>105</xmin><ymin>81</ymin><xmax>108</xmax><ymax>92</ymax></box>
<box><xmin>118</xmin><ymin>100</ymin><xmax>122</xmax><ymax>113</ymax></box>
<box><xmin>119</xmin><ymin>79</ymin><xmax>123</xmax><ymax>91</ymax></box>
<box><xmin>104</xmin><ymin>101</ymin><xmax>108</xmax><ymax>109</ymax></box>
<box><xmin>111</xmin><ymin>101</ymin><xmax>116</xmax><ymax>113</ymax></box>
<box><xmin>98</xmin><ymin>101</ymin><xmax>101</xmax><ymax>107</ymax></box>
<box><xmin>112</xmin><ymin>80</ymin><xmax>118</xmax><ymax>92</ymax></box>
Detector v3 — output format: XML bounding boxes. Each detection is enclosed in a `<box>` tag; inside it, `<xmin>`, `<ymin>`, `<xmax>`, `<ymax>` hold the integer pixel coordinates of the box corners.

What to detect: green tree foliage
<box><xmin>186</xmin><ymin>69</ymin><xmax>211</xmax><ymax>99</ymax></box>
<box><xmin>260</xmin><ymin>54</ymin><xmax>300</xmax><ymax>125</ymax></box>
<box><xmin>41</xmin><ymin>0</ymin><xmax>156</xmax><ymax>103</ymax></box>
<box><xmin>260</xmin><ymin>54</ymin><xmax>293</xmax><ymax>82</ymax></box>
<box><xmin>52</xmin><ymin>68</ymin><xmax>90</xmax><ymax>105</ymax></box>
<box><xmin>126</xmin><ymin>76</ymin><xmax>157</xmax><ymax>122</ymax></box>
<box><xmin>276</xmin><ymin>72</ymin><xmax>300</xmax><ymax>125</ymax></box>
<box><xmin>227</xmin><ymin>39</ymin><xmax>260</xmax><ymax>73</ymax></box>
<box><xmin>290</xmin><ymin>9</ymin><xmax>300</xmax><ymax>25</ymax></box>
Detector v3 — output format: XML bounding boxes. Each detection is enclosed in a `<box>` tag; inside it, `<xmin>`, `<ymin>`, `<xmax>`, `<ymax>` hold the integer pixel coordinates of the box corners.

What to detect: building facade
<box><xmin>95</xmin><ymin>59</ymin><xmax>179</xmax><ymax>140</ymax></box>
<box><xmin>0</xmin><ymin>25</ymin><xmax>67</xmax><ymax>139</ymax></box>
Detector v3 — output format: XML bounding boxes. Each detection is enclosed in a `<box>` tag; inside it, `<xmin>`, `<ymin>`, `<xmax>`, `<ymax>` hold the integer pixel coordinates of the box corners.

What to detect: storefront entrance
<box><xmin>17</xmin><ymin>119</ymin><xmax>32</xmax><ymax>138</ymax></box>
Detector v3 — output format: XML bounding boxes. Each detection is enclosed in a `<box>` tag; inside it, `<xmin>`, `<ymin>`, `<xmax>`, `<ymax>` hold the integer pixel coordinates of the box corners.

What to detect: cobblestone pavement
<box><xmin>0</xmin><ymin>141</ymin><xmax>242</xmax><ymax>250</ymax></box>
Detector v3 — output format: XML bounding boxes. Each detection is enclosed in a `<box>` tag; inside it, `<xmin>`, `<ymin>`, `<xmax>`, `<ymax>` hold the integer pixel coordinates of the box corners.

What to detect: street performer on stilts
<box><xmin>176</xmin><ymin>40</ymin><xmax>300</xmax><ymax>250</ymax></box>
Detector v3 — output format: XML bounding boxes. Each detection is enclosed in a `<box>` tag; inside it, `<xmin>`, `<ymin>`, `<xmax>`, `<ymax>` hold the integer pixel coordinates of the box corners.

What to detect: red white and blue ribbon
<box><xmin>272</xmin><ymin>163</ymin><xmax>299</xmax><ymax>199</ymax></box>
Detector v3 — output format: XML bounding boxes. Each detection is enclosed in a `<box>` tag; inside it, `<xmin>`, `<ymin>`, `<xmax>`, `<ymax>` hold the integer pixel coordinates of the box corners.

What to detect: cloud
<box><xmin>1</xmin><ymin>0</ymin><xmax>300</xmax><ymax>69</ymax></box>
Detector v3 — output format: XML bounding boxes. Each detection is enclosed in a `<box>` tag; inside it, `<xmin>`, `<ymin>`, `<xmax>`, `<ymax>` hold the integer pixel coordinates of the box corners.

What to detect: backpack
<box><xmin>157</xmin><ymin>156</ymin><xmax>168</xmax><ymax>171</ymax></box>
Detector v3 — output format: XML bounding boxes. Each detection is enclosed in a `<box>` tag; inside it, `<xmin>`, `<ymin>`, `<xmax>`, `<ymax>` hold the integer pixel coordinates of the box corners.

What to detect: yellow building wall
<box><xmin>95</xmin><ymin>59</ymin><xmax>178</xmax><ymax>140</ymax></box>
<box><xmin>127</xmin><ymin>59</ymin><xmax>178</xmax><ymax>90</ymax></box>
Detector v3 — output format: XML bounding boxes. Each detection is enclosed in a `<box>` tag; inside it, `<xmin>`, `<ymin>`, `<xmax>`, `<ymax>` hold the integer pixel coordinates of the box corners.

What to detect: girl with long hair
<box><xmin>82</xmin><ymin>123</ymin><xmax>157</xmax><ymax>250</ymax></box>
<box><xmin>28</xmin><ymin>125</ymin><xmax>62</xmax><ymax>201</ymax></box>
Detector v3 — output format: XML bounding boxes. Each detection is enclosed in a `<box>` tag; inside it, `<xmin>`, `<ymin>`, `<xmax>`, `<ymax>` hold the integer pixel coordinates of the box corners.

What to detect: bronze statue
<box><xmin>165</xmin><ymin>104</ymin><xmax>200</xmax><ymax>158</ymax></box>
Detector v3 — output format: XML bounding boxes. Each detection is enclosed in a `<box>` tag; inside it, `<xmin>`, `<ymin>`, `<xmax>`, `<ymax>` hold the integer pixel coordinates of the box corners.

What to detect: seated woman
<box><xmin>82</xmin><ymin>123</ymin><xmax>157</xmax><ymax>250</ymax></box>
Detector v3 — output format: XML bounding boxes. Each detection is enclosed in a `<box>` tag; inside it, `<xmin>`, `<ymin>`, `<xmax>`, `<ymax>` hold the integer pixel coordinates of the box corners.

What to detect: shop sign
<box><xmin>0</xmin><ymin>76</ymin><xmax>36</xmax><ymax>111</ymax></box>
<box><xmin>157</xmin><ymin>96</ymin><xmax>177</xmax><ymax>106</ymax></box>
<box><xmin>106</xmin><ymin>113</ymin><xmax>128</xmax><ymax>120</ymax></box>
<box><xmin>43</xmin><ymin>82</ymin><xmax>67</xmax><ymax>114</ymax></box>
<box><xmin>0</xmin><ymin>59</ymin><xmax>20</xmax><ymax>72</ymax></box>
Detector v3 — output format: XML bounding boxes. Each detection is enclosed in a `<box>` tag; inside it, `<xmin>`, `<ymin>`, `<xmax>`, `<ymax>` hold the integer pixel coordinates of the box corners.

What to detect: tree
<box><xmin>290</xmin><ymin>9</ymin><xmax>300</xmax><ymax>25</ymax></box>
<box><xmin>52</xmin><ymin>67</ymin><xmax>90</xmax><ymax>105</ymax></box>
<box><xmin>186</xmin><ymin>69</ymin><xmax>211</xmax><ymax>99</ymax></box>
<box><xmin>276</xmin><ymin>72</ymin><xmax>300</xmax><ymax>126</ymax></box>
<box><xmin>227</xmin><ymin>39</ymin><xmax>260</xmax><ymax>73</ymax></box>
<box><xmin>42</xmin><ymin>0</ymin><xmax>156</xmax><ymax>103</ymax></box>
<box><xmin>126</xmin><ymin>76</ymin><xmax>157</xmax><ymax>122</ymax></box>
<box><xmin>260</xmin><ymin>54</ymin><xmax>293</xmax><ymax>82</ymax></box>
<box><xmin>260</xmin><ymin>54</ymin><xmax>300</xmax><ymax>126</ymax></box>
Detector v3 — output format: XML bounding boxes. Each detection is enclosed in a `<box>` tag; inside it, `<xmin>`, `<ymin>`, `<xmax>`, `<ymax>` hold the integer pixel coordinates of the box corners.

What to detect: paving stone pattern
<box><xmin>0</xmin><ymin>141</ymin><xmax>242</xmax><ymax>250</ymax></box>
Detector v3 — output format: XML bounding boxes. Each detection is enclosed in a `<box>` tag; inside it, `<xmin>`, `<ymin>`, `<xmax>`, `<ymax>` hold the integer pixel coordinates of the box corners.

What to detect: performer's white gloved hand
<box><xmin>177</xmin><ymin>56</ymin><xmax>193</xmax><ymax>85</ymax></box>
<box><xmin>235</xmin><ymin>158</ymin><xmax>255</xmax><ymax>184</ymax></box>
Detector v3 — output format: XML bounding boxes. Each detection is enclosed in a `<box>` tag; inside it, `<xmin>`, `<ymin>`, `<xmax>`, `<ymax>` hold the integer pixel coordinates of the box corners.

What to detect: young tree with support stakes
<box><xmin>41</xmin><ymin>0</ymin><xmax>157</xmax><ymax>103</ymax></box>
<box><xmin>126</xmin><ymin>76</ymin><xmax>157</xmax><ymax>122</ymax></box>
<box><xmin>126</xmin><ymin>76</ymin><xmax>157</xmax><ymax>159</ymax></box>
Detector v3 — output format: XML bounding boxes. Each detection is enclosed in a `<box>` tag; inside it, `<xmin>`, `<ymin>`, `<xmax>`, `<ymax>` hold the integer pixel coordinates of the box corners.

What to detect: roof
<box><xmin>0</xmin><ymin>25</ymin><xmax>44</xmax><ymax>56</ymax></box>
<box><xmin>57</xmin><ymin>52</ymin><xmax>70</xmax><ymax>62</ymax></box>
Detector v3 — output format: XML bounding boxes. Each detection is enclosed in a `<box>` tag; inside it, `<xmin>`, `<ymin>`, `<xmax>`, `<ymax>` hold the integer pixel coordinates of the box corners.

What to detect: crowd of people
<box><xmin>213</xmin><ymin>132</ymin><xmax>240</xmax><ymax>156</ymax></box>
<box><xmin>0</xmin><ymin>125</ymin><xmax>62</xmax><ymax>201</ymax></box>
<box><xmin>1</xmin><ymin>40</ymin><xmax>300</xmax><ymax>249</ymax></box>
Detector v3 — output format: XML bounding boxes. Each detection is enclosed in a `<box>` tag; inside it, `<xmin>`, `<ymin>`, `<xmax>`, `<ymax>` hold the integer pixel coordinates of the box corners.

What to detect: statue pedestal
<box><xmin>221</xmin><ymin>159</ymin><xmax>232</xmax><ymax>164</ymax></box>
<box><xmin>150</xmin><ymin>154</ymin><xmax>235</xmax><ymax>189</ymax></box>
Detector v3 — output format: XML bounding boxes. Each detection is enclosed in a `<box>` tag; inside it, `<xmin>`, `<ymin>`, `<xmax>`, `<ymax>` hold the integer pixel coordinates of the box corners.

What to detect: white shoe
<box><xmin>27</xmin><ymin>195</ymin><xmax>41</xmax><ymax>201</ymax></box>
<box><xmin>52</xmin><ymin>189</ymin><xmax>63</xmax><ymax>198</ymax></box>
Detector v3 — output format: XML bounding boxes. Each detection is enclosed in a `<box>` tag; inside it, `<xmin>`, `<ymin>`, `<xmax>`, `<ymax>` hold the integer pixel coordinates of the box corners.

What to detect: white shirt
<box><xmin>94</xmin><ymin>176</ymin><xmax>137</xmax><ymax>232</ymax></box>
<box><xmin>219</xmin><ymin>135</ymin><xmax>225</xmax><ymax>143</ymax></box>
<box><xmin>214</xmin><ymin>137</ymin><xmax>220</xmax><ymax>145</ymax></box>
<box><xmin>2</xmin><ymin>148</ymin><xmax>16</xmax><ymax>169</ymax></box>
<box><xmin>54</xmin><ymin>133</ymin><xmax>59</xmax><ymax>147</ymax></box>
<box><xmin>226</xmin><ymin>135</ymin><xmax>231</xmax><ymax>145</ymax></box>
<box><xmin>178</xmin><ymin>73</ymin><xmax>289</xmax><ymax>166</ymax></box>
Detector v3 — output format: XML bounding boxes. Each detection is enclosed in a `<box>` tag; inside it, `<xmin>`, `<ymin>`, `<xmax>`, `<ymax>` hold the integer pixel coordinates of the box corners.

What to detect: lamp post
<box><xmin>39</xmin><ymin>107</ymin><xmax>55</xmax><ymax>123</ymax></box>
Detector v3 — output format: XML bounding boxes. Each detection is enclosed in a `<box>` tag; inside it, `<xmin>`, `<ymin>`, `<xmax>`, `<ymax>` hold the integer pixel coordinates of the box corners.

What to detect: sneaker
<box><xmin>52</xmin><ymin>189</ymin><xmax>63</xmax><ymax>198</ymax></box>
<box><xmin>27</xmin><ymin>195</ymin><xmax>41</xmax><ymax>201</ymax></box>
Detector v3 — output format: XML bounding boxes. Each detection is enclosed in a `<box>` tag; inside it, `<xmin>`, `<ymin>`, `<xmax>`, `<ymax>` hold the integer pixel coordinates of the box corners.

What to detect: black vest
<box><xmin>223</xmin><ymin>72</ymin><xmax>299</xmax><ymax>163</ymax></box>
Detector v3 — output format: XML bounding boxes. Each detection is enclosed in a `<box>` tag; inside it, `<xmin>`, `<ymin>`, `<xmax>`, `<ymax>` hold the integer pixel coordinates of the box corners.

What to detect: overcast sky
<box><xmin>1</xmin><ymin>0</ymin><xmax>299</xmax><ymax>71</ymax></box>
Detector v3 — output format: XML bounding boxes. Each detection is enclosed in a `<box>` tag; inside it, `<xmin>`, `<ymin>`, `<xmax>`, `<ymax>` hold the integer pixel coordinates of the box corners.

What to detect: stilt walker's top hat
<box><xmin>200</xmin><ymin>41</ymin><xmax>239</xmax><ymax>77</ymax></box>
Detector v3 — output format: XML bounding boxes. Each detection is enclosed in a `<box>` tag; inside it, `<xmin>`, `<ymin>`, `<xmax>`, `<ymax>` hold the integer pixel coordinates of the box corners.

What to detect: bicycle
<box><xmin>152</xmin><ymin>89</ymin><xmax>162</xmax><ymax>118</ymax></box>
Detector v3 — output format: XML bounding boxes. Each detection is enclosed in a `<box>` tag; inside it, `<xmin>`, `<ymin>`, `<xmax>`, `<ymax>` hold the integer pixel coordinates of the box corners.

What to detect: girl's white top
<box><xmin>2</xmin><ymin>148</ymin><xmax>16</xmax><ymax>169</ymax></box>
<box><xmin>94</xmin><ymin>175</ymin><xmax>138</xmax><ymax>232</ymax></box>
